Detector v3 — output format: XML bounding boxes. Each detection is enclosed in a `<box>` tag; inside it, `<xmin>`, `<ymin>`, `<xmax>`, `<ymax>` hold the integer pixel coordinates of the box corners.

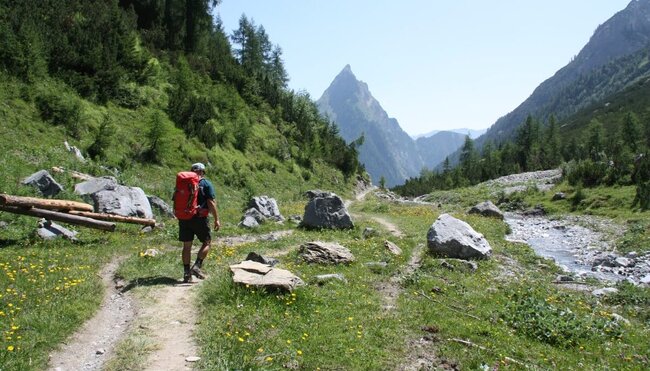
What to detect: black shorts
<box><xmin>178</xmin><ymin>217</ymin><xmax>211</xmax><ymax>243</ymax></box>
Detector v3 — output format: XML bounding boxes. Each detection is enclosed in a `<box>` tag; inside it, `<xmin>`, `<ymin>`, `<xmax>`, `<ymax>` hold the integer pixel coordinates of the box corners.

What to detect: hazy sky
<box><xmin>217</xmin><ymin>0</ymin><xmax>632</xmax><ymax>136</ymax></box>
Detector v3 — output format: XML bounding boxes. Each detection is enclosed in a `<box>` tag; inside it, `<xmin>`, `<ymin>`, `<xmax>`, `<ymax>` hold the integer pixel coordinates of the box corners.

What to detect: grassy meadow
<box><xmin>1</xmin><ymin>75</ymin><xmax>649</xmax><ymax>370</ymax></box>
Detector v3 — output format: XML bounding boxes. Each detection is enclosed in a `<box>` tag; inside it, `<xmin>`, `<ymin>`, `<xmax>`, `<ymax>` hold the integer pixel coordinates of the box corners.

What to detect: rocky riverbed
<box><xmin>505</xmin><ymin>212</ymin><xmax>650</xmax><ymax>285</ymax></box>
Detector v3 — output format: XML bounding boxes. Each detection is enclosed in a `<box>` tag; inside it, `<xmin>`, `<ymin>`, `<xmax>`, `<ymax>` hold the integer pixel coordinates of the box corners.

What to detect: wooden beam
<box><xmin>0</xmin><ymin>205</ymin><xmax>116</xmax><ymax>231</ymax></box>
<box><xmin>0</xmin><ymin>194</ymin><xmax>94</xmax><ymax>212</ymax></box>
<box><xmin>68</xmin><ymin>210</ymin><xmax>156</xmax><ymax>226</ymax></box>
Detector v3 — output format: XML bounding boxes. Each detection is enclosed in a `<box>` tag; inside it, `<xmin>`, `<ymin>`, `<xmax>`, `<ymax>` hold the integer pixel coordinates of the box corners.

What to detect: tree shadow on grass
<box><xmin>120</xmin><ymin>276</ymin><xmax>180</xmax><ymax>293</ymax></box>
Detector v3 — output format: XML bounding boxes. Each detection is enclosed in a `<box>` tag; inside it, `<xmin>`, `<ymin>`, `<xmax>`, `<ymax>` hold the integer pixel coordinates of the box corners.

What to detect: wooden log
<box><xmin>68</xmin><ymin>210</ymin><xmax>156</xmax><ymax>226</ymax></box>
<box><xmin>0</xmin><ymin>205</ymin><xmax>116</xmax><ymax>231</ymax></box>
<box><xmin>0</xmin><ymin>194</ymin><xmax>94</xmax><ymax>212</ymax></box>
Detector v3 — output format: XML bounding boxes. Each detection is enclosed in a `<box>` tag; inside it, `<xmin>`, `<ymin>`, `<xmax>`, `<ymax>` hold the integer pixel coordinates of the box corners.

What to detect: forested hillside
<box><xmin>0</xmin><ymin>0</ymin><xmax>363</xmax><ymax>202</ymax></box>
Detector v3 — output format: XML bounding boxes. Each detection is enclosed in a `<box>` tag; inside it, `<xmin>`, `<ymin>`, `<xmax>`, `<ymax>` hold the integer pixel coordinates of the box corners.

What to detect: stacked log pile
<box><xmin>0</xmin><ymin>193</ymin><xmax>156</xmax><ymax>231</ymax></box>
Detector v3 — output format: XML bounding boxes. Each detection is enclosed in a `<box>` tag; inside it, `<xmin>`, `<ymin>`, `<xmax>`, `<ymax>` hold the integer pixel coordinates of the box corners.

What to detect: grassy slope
<box><xmin>0</xmin><ymin>73</ymin><xmax>354</xmax><ymax>370</ymax></box>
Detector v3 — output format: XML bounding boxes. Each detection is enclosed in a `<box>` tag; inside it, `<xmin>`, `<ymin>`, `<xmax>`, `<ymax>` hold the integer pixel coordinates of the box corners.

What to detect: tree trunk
<box><xmin>0</xmin><ymin>205</ymin><xmax>116</xmax><ymax>231</ymax></box>
<box><xmin>0</xmin><ymin>194</ymin><xmax>94</xmax><ymax>212</ymax></box>
<box><xmin>68</xmin><ymin>210</ymin><xmax>156</xmax><ymax>226</ymax></box>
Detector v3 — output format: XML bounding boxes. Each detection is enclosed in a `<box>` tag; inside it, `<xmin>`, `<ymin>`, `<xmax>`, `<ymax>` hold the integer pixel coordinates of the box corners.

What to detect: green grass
<box><xmin>1</xmin><ymin>74</ymin><xmax>649</xmax><ymax>370</ymax></box>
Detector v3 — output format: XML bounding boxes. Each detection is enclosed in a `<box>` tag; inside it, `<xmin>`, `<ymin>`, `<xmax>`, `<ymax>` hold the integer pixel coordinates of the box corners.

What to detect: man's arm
<box><xmin>207</xmin><ymin>198</ymin><xmax>220</xmax><ymax>230</ymax></box>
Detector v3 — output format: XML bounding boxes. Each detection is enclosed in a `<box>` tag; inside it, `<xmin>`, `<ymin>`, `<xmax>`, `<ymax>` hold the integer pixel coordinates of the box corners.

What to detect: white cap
<box><xmin>191</xmin><ymin>162</ymin><xmax>206</xmax><ymax>172</ymax></box>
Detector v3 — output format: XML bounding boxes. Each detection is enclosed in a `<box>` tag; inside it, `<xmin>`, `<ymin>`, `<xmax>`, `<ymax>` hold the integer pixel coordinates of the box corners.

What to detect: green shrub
<box><xmin>35</xmin><ymin>92</ymin><xmax>83</xmax><ymax>138</ymax></box>
<box><xmin>502</xmin><ymin>287</ymin><xmax>622</xmax><ymax>348</ymax></box>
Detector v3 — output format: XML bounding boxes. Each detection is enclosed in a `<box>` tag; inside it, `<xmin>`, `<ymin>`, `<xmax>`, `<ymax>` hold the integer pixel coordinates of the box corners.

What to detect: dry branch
<box><xmin>0</xmin><ymin>205</ymin><xmax>115</xmax><ymax>231</ymax></box>
<box><xmin>68</xmin><ymin>210</ymin><xmax>156</xmax><ymax>226</ymax></box>
<box><xmin>0</xmin><ymin>194</ymin><xmax>93</xmax><ymax>212</ymax></box>
<box><xmin>448</xmin><ymin>338</ymin><xmax>527</xmax><ymax>367</ymax></box>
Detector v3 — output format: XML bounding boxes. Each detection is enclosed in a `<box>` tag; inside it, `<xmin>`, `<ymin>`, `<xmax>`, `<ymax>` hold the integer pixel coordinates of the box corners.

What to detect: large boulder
<box><xmin>22</xmin><ymin>170</ymin><xmax>63</xmax><ymax>197</ymax></box>
<box><xmin>75</xmin><ymin>176</ymin><xmax>153</xmax><ymax>218</ymax></box>
<box><xmin>147</xmin><ymin>195</ymin><xmax>174</xmax><ymax>218</ymax></box>
<box><xmin>468</xmin><ymin>201</ymin><xmax>503</xmax><ymax>219</ymax></box>
<box><xmin>74</xmin><ymin>176</ymin><xmax>119</xmax><ymax>196</ymax></box>
<box><xmin>300</xmin><ymin>190</ymin><xmax>353</xmax><ymax>229</ymax></box>
<box><xmin>299</xmin><ymin>241</ymin><xmax>355</xmax><ymax>264</ymax></box>
<box><xmin>427</xmin><ymin>214</ymin><xmax>492</xmax><ymax>260</ymax></box>
<box><xmin>247</xmin><ymin>196</ymin><xmax>284</xmax><ymax>221</ymax></box>
<box><xmin>229</xmin><ymin>261</ymin><xmax>304</xmax><ymax>292</ymax></box>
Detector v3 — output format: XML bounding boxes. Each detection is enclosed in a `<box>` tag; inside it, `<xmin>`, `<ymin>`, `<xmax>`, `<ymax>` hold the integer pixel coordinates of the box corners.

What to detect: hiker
<box><xmin>178</xmin><ymin>162</ymin><xmax>221</xmax><ymax>283</ymax></box>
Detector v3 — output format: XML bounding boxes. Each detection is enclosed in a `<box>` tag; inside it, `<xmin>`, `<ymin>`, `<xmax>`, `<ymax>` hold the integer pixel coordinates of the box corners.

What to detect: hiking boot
<box><xmin>183</xmin><ymin>271</ymin><xmax>193</xmax><ymax>283</ymax></box>
<box><xmin>190</xmin><ymin>265</ymin><xmax>205</xmax><ymax>279</ymax></box>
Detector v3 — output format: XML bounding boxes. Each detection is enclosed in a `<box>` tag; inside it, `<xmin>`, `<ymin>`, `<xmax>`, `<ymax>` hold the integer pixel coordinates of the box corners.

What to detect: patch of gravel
<box><xmin>505</xmin><ymin>212</ymin><xmax>650</xmax><ymax>284</ymax></box>
<box><xmin>481</xmin><ymin>168</ymin><xmax>562</xmax><ymax>195</ymax></box>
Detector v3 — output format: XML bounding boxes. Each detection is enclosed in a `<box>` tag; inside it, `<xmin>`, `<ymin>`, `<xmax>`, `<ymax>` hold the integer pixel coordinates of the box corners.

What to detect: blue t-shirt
<box><xmin>198</xmin><ymin>178</ymin><xmax>216</xmax><ymax>210</ymax></box>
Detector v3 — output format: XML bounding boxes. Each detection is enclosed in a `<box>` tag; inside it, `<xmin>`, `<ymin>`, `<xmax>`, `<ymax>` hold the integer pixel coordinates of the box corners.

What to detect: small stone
<box><xmin>143</xmin><ymin>249</ymin><xmax>160</xmax><ymax>257</ymax></box>
<box><xmin>552</xmin><ymin>192</ymin><xmax>566</xmax><ymax>201</ymax></box>
<box><xmin>592</xmin><ymin>287</ymin><xmax>618</xmax><ymax>297</ymax></box>
<box><xmin>362</xmin><ymin>227</ymin><xmax>377</xmax><ymax>239</ymax></box>
<box><xmin>185</xmin><ymin>356</ymin><xmax>201</xmax><ymax>362</ymax></box>
<box><xmin>96</xmin><ymin>348</ymin><xmax>105</xmax><ymax>355</ymax></box>
<box><xmin>641</xmin><ymin>274</ymin><xmax>650</xmax><ymax>285</ymax></box>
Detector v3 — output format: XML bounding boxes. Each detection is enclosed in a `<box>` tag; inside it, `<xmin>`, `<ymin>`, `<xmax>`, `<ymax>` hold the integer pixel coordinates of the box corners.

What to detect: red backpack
<box><xmin>173</xmin><ymin>171</ymin><xmax>200</xmax><ymax>220</ymax></box>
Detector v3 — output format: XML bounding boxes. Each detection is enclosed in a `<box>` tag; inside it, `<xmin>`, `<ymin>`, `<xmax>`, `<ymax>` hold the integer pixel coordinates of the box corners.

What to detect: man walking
<box><xmin>179</xmin><ymin>162</ymin><xmax>220</xmax><ymax>283</ymax></box>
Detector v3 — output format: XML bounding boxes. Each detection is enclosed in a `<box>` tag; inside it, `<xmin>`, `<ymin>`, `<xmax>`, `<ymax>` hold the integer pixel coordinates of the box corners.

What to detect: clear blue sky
<box><xmin>216</xmin><ymin>0</ymin><xmax>632</xmax><ymax>136</ymax></box>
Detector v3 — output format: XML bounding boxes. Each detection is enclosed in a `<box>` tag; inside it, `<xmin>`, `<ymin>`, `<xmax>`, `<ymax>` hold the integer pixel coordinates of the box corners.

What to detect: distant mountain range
<box><xmin>319</xmin><ymin>0</ymin><xmax>650</xmax><ymax>185</ymax></box>
<box><xmin>463</xmin><ymin>0</ymin><xmax>650</xmax><ymax>157</ymax></box>
<box><xmin>413</xmin><ymin>128</ymin><xmax>486</xmax><ymax>140</ymax></box>
<box><xmin>317</xmin><ymin>65</ymin><xmax>466</xmax><ymax>187</ymax></box>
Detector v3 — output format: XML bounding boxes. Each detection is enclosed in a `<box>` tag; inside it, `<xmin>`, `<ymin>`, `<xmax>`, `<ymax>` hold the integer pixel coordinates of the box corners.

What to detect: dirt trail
<box><xmin>48</xmin><ymin>257</ymin><xmax>135</xmax><ymax>371</ymax></box>
<box><xmin>142</xmin><ymin>282</ymin><xmax>200</xmax><ymax>371</ymax></box>
<box><xmin>46</xmin><ymin>230</ymin><xmax>298</xmax><ymax>371</ymax></box>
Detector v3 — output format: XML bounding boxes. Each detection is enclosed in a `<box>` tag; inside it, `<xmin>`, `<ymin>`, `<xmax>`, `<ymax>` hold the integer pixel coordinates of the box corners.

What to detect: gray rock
<box><xmin>140</xmin><ymin>226</ymin><xmax>154</xmax><ymax>234</ymax></box>
<box><xmin>91</xmin><ymin>186</ymin><xmax>153</xmax><ymax>219</ymax></box>
<box><xmin>74</xmin><ymin>176</ymin><xmax>119</xmax><ymax>196</ymax></box>
<box><xmin>522</xmin><ymin>204</ymin><xmax>546</xmax><ymax>216</ymax></box>
<box><xmin>245</xmin><ymin>252</ymin><xmax>279</xmax><ymax>267</ymax></box>
<box><xmin>247</xmin><ymin>196</ymin><xmax>284</xmax><ymax>221</ymax></box>
<box><xmin>147</xmin><ymin>195</ymin><xmax>174</xmax><ymax>218</ymax></box>
<box><xmin>552</xmin><ymin>192</ymin><xmax>566</xmax><ymax>201</ymax></box>
<box><xmin>229</xmin><ymin>261</ymin><xmax>304</xmax><ymax>292</ymax></box>
<box><xmin>427</xmin><ymin>214</ymin><xmax>491</xmax><ymax>260</ymax></box>
<box><xmin>36</xmin><ymin>219</ymin><xmax>78</xmax><ymax>241</ymax></box>
<box><xmin>313</xmin><ymin>273</ymin><xmax>347</xmax><ymax>285</ymax></box>
<box><xmin>238</xmin><ymin>215</ymin><xmax>260</xmax><ymax>229</ymax></box>
<box><xmin>300</xmin><ymin>191</ymin><xmax>353</xmax><ymax>230</ymax></box>
<box><xmin>614</xmin><ymin>257</ymin><xmax>635</xmax><ymax>268</ymax></box>
<box><xmin>362</xmin><ymin>227</ymin><xmax>377</xmax><ymax>239</ymax></box>
<box><xmin>384</xmin><ymin>240</ymin><xmax>402</xmax><ymax>256</ymax></box>
<box><xmin>592</xmin><ymin>287</ymin><xmax>618</xmax><ymax>297</ymax></box>
<box><xmin>64</xmin><ymin>141</ymin><xmax>85</xmax><ymax>162</ymax></box>
<box><xmin>304</xmin><ymin>189</ymin><xmax>333</xmax><ymax>199</ymax></box>
<box><xmin>468</xmin><ymin>201</ymin><xmax>503</xmax><ymax>219</ymax></box>
<box><xmin>639</xmin><ymin>274</ymin><xmax>650</xmax><ymax>285</ymax></box>
<box><xmin>299</xmin><ymin>241</ymin><xmax>355</xmax><ymax>264</ymax></box>
<box><xmin>22</xmin><ymin>170</ymin><xmax>63</xmax><ymax>197</ymax></box>
<box><xmin>243</xmin><ymin>208</ymin><xmax>266</xmax><ymax>224</ymax></box>
<box><xmin>288</xmin><ymin>215</ymin><xmax>302</xmax><ymax>224</ymax></box>
<box><xmin>611</xmin><ymin>313</ymin><xmax>630</xmax><ymax>326</ymax></box>
<box><xmin>556</xmin><ymin>275</ymin><xmax>574</xmax><ymax>282</ymax></box>
<box><xmin>0</xmin><ymin>221</ymin><xmax>8</xmax><ymax>229</ymax></box>
<box><xmin>185</xmin><ymin>356</ymin><xmax>201</xmax><ymax>363</ymax></box>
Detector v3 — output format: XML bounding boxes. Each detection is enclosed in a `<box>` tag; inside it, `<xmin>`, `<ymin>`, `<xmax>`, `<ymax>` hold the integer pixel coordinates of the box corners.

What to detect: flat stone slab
<box><xmin>230</xmin><ymin>261</ymin><xmax>304</xmax><ymax>291</ymax></box>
